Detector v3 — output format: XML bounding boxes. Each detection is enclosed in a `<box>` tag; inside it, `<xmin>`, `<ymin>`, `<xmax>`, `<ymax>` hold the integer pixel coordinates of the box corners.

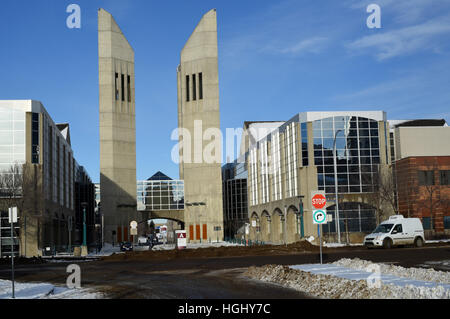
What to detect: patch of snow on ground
<box><xmin>332</xmin><ymin>258</ymin><xmax>450</xmax><ymax>284</ymax></box>
<box><xmin>0</xmin><ymin>280</ymin><xmax>103</xmax><ymax>299</ymax></box>
<box><xmin>245</xmin><ymin>258</ymin><xmax>450</xmax><ymax>299</ymax></box>
<box><xmin>88</xmin><ymin>243</ymin><xmax>121</xmax><ymax>256</ymax></box>
<box><xmin>152</xmin><ymin>241</ymin><xmax>244</xmax><ymax>251</ymax></box>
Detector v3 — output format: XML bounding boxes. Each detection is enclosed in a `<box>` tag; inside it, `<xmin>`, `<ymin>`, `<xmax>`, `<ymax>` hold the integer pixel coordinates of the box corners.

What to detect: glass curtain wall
<box><xmin>0</xmin><ymin>104</ymin><xmax>25</xmax><ymax>257</ymax></box>
<box><xmin>313</xmin><ymin>116</ymin><xmax>380</xmax><ymax>194</ymax></box>
<box><xmin>137</xmin><ymin>180</ymin><xmax>184</xmax><ymax>211</ymax></box>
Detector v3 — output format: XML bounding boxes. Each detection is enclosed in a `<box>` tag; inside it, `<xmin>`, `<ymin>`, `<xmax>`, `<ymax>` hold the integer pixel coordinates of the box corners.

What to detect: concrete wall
<box><xmin>395</xmin><ymin>127</ymin><xmax>450</xmax><ymax>160</ymax></box>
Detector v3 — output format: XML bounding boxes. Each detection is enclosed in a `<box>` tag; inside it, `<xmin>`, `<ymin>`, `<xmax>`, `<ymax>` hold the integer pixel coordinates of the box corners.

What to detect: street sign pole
<box><xmin>313</xmin><ymin>208</ymin><xmax>327</xmax><ymax>265</ymax></box>
<box><xmin>319</xmin><ymin>224</ymin><xmax>322</xmax><ymax>264</ymax></box>
<box><xmin>8</xmin><ymin>207</ymin><xmax>17</xmax><ymax>299</ymax></box>
<box><xmin>11</xmin><ymin>220</ymin><xmax>15</xmax><ymax>298</ymax></box>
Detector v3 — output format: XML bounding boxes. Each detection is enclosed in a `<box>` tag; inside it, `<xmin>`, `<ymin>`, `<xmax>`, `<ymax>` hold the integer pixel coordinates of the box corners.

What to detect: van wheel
<box><xmin>414</xmin><ymin>237</ymin><xmax>424</xmax><ymax>248</ymax></box>
<box><xmin>383</xmin><ymin>238</ymin><xmax>392</xmax><ymax>249</ymax></box>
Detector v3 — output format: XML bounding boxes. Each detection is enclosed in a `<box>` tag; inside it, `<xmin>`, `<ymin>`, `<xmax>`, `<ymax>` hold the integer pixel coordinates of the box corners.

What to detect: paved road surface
<box><xmin>0</xmin><ymin>245</ymin><xmax>449</xmax><ymax>298</ymax></box>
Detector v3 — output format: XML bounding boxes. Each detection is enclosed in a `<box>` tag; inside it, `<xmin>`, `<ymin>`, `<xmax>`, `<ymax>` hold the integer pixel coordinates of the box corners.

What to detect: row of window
<box><xmin>186</xmin><ymin>73</ymin><xmax>203</xmax><ymax>102</ymax></box>
<box><xmin>114</xmin><ymin>72</ymin><xmax>132</xmax><ymax>102</ymax></box>
<box><xmin>418</xmin><ymin>170</ymin><xmax>450</xmax><ymax>186</ymax></box>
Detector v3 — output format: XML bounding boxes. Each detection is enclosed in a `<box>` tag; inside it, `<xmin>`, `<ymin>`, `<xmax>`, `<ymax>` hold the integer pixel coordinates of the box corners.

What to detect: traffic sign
<box><xmin>8</xmin><ymin>207</ymin><xmax>17</xmax><ymax>223</ymax></box>
<box><xmin>313</xmin><ymin>209</ymin><xmax>327</xmax><ymax>224</ymax></box>
<box><xmin>312</xmin><ymin>192</ymin><xmax>327</xmax><ymax>209</ymax></box>
<box><xmin>130</xmin><ymin>221</ymin><xmax>138</xmax><ymax>229</ymax></box>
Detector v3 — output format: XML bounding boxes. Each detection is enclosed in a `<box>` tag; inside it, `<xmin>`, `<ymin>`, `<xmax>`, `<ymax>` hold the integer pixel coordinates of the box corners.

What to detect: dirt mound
<box><xmin>102</xmin><ymin>240</ymin><xmax>320</xmax><ymax>262</ymax></box>
<box><xmin>0</xmin><ymin>256</ymin><xmax>46</xmax><ymax>265</ymax></box>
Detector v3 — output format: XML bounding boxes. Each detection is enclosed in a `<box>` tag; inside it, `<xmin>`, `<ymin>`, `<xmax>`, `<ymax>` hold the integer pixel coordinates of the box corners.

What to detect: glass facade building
<box><xmin>312</xmin><ymin>116</ymin><xmax>381</xmax><ymax>194</ymax></box>
<box><xmin>222</xmin><ymin>161</ymin><xmax>249</xmax><ymax>239</ymax></box>
<box><xmin>246</xmin><ymin>111</ymin><xmax>389</xmax><ymax>241</ymax></box>
<box><xmin>137</xmin><ymin>175</ymin><xmax>184</xmax><ymax>211</ymax></box>
<box><xmin>0</xmin><ymin>100</ymin><xmax>87</xmax><ymax>257</ymax></box>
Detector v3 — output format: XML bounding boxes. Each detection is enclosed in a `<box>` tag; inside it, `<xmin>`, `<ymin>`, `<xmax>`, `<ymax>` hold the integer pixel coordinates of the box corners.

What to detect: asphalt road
<box><xmin>1</xmin><ymin>245</ymin><xmax>449</xmax><ymax>298</ymax></box>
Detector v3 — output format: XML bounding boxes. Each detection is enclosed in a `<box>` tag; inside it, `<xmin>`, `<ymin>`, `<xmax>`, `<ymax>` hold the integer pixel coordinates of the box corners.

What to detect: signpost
<box><xmin>175</xmin><ymin>230</ymin><xmax>187</xmax><ymax>250</ymax></box>
<box><xmin>8</xmin><ymin>207</ymin><xmax>17</xmax><ymax>299</ymax></box>
<box><xmin>311</xmin><ymin>191</ymin><xmax>327</xmax><ymax>264</ymax></box>
<box><xmin>130</xmin><ymin>221</ymin><xmax>138</xmax><ymax>242</ymax></box>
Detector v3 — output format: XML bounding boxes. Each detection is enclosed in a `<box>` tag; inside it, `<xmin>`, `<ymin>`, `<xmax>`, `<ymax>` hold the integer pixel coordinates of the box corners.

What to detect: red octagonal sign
<box><xmin>312</xmin><ymin>194</ymin><xmax>327</xmax><ymax>209</ymax></box>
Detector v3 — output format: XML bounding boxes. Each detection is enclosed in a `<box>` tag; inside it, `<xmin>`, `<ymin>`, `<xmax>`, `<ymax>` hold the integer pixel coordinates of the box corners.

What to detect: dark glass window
<box><xmin>186</xmin><ymin>75</ymin><xmax>190</xmax><ymax>102</ymax></box>
<box><xmin>418</xmin><ymin>170</ymin><xmax>435</xmax><ymax>186</ymax></box>
<box><xmin>121</xmin><ymin>74</ymin><xmax>125</xmax><ymax>101</ymax></box>
<box><xmin>199</xmin><ymin>73</ymin><xmax>203</xmax><ymax>99</ymax></box>
<box><xmin>301</xmin><ymin>122</ymin><xmax>308</xmax><ymax>166</ymax></box>
<box><xmin>192</xmin><ymin>74</ymin><xmax>197</xmax><ymax>101</ymax></box>
<box><xmin>115</xmin><ymin>73</ymin><xmax>119</xmax><ymax>100</ymax></box>
<box><xmin>127</xmin><ymin>75</ymin><xmax>131</xmax><ymax>102</ymax></box>
<box><xmin>440</xmin><ymin>170</ymin><xmax>450</xmax><ymax>185</ymax></box>
<box><xmin>31</xmin><ymin>113</ymin><xmax>39</xmax><ymax>164</ymax></box>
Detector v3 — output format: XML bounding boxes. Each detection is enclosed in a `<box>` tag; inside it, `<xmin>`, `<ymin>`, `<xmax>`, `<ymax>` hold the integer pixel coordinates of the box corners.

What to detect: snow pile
<box><xmin>0</xmin><ymin>280</ymin><xmax>104</xmax><ymax>299</ymax></box>
<box><xmin>152</xmin><ymin>241</ymin><xmax>244</xmax><ymax>251</ymax></box>
<box><xmin>333</xmin><ymin>258</ymin><xmax>450</xmax><ymax>284</ymax></box>
<box><xmin>244</xmin><ymin>262</ymin><xmax>450</xmax><ymax>299</ymax></box>
<box><xmin>88</xmin><ymin>243</ymin><xmax>121</xmax><ymax>257</ymax></box>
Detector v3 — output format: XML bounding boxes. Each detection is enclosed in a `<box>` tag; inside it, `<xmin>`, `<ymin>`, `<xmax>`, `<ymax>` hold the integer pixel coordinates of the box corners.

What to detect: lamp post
<box><xmin>297</xmin><ymin>196</ymin><xmax>305</xmax><ymax>238</ymax></box>
<box><xmin>333</xmin><ymin>129</ymin><xmax>343</xmax><ymax>244</ymax></box>
<box><xmin>283</xmin><ymin>205</ymin><xmax>287</xmax><ymax>246</ymax></box>
<box><xmin>81</xmin><ymin>202</ymin><xmax>88</xmax><ymax>255</ymax></box>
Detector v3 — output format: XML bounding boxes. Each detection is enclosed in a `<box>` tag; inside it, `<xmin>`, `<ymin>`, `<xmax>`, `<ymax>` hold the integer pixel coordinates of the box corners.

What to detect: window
<box><xmin>392</xmin><ymin>224</ymin><xmax>402</xmax><ymax>233</ymax></box>
<box><xmin>192</xmin><ymin>74</ymin><xmax>197</xmax><ymax>101</ymax></box>
<box><xmin>121</xmin><ymin>74</ymin><xmax>125</xmax><ymax>101</ymax></box>
<box><xmin>115</xmin><ymin>73</ymin><xmax>119</xmax><ymax>100</ymax></box>
<box><xmin>418</xmin><ymin>170</ymin><xmax>435</xmax><ymax>186</ymax></box>
<box><xmin>440</xmin><ymin>170</ymin><xmax>450</xmax><ymax>185</ymax></box>
<box><xmin>199</xmin><ymin>73</ymin><xmax>203</xmax><ymax>99</ymax></box>
<box><xmin>301</xmin><ymin>122</ymin><xmax>308</xmax><ymax>166</ymax></box>
<box><xmin>186</xmin><ymin>75</ymin><xmax>190</xmax><ymax>102</ymax></box>
<box><xmin>31</xmin><ymin>113</ymin><xmax>39</xmax><ymax>164</ymax></box>
<box><xmin>127</xmin><ymin>75</ymin><xmax>131</xmax><ymax>102</ymax></box>
<box><xmin>313</xmin><ymin>116</ymin><xmax>380</xmax><ymax>194</ymax></box>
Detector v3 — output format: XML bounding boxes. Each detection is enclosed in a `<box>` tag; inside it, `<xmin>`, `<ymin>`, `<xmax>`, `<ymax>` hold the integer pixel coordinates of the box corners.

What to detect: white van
<box><xmin>364</xmin><ymin>215</ymin><xmax>425</xmax><ymax>249</ymax></box>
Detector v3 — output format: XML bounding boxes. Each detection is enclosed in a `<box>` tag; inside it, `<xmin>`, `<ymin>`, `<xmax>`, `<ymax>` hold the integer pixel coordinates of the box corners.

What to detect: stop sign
<box><xmin>312</xmin><ymin>193</ymin><xmax>327</xmax><ymax>209</ymax></box>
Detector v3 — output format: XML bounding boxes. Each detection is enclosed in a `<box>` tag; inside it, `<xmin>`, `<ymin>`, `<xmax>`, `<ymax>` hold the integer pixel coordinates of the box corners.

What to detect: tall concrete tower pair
<box><xmin>98</xmin><ymin>8</ymin><xmax>223</xmax><ymax>243</ymax></box>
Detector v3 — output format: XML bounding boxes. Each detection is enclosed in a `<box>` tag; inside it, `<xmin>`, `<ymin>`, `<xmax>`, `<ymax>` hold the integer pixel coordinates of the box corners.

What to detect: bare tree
<box><xmin>0</xmin><ymin>163</ymin><xmax>43</xmax><ymax>256</ymax></box>
<box><xmin>366</xmin><ymin>165</ymin><xmax>398</xmax><ymax>225</ymax></box>
<box><xmin>419</xmin><ymin>158</ymin><xmax>441</xmax><ymax>234</ymax></box>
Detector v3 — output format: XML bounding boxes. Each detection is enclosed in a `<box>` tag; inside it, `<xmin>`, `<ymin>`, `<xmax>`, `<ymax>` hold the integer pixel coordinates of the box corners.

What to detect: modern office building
<box><xmin>246</xmin><ymin>111</ymin><xmax>393</xmax><ymax>244</ymax></box>
<box><xmin>74</xmin><ymin>165</ymin><xmax>97</xmax><ymax>247</ymax></box>
<box><xmin>98</xmin><ymin>8</ymin><xmax>137</xmax><ymax>244</ymax></box>
<box><xmin>137</xmin><ymin>172</ymin><xmax>184</xmax><ymax>213</ymax></box>
<box><xmin>391</xmin><ymin>121</ymin><xmax>450</xmax><ymax>235</ymax></box>
<box><xmin>176</xmin><ymin>9</ymin><xmax>224</xmax><ymax>242</ymax></box>
<box><xmin>0</xmin><ymin>100</ymin><xmax>92</xmax><ymax>257</ymax></box>
<box><xmin>222</xmin><ymin>161</ymin><xmax>248</xmax><ymax>239</ymax></box>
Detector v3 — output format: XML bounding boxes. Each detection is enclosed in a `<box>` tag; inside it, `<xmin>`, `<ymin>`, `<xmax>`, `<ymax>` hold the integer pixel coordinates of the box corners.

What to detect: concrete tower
<box><xmin>177</xmin><ymin>9</ymin><xmax>224</xmax><ymax>242</ymax></box>
<box><xmin>98</xmin><ymin>8</ymin><xmax>137</xmax><ymax>244</ymax></box>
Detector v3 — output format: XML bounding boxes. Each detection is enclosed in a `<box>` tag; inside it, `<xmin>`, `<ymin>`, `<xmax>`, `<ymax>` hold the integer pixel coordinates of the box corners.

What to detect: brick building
<box><xmin>392</xmin><ymin>123</ymin><xmax>450</xmax><ymax>235</ymax></box>
<box><xmin>396</xmin><ymin>156</ymin><xmax>450</xmax><ymax>234</ymax></box>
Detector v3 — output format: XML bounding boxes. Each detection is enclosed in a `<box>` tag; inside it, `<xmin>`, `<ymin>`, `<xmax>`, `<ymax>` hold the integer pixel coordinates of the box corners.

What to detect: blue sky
<box><xmin>1</xmin><ymin>0</ymin><xmax>449</xmax><ymax>181</ymax></box>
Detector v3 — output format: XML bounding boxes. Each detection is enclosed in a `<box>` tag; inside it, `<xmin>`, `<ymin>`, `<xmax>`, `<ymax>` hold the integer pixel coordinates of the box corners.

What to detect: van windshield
<box><xmin>373</xmin><ymin>224</ymin><xmax>394</xmax><ymax>233</ymax></box>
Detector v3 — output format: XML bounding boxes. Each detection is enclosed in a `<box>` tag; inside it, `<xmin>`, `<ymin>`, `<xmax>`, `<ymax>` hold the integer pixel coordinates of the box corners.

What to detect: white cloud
<box><xmin>347</xmin><ymin>15</ymin><xmax>450</xmax><ymax>60</ymax></box>
<box><xmin>277</xmin><ymin>37</ymin><xmax>329</xmax><ymax>55</ymax></box>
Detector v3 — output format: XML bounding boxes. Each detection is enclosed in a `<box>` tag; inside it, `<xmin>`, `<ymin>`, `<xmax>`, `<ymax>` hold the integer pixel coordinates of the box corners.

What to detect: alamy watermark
<box><xmin>66</xmin><ymin>264</ymin><xmax>81</xmax><ymax>289</ymax></box>
<box><xmin>365</xmin><ymin>263</ymin><xmax>382</xmax><ymax>289</ymax></box>
<box><xmin>66</xmin><ymin>4</ymin><xmax>81</xmax><ymax>29</ymax></box>
<box><xmin>366</xmin><ymin>4</ymin><xmax>381</xmax><ymax>29</ymax></box>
